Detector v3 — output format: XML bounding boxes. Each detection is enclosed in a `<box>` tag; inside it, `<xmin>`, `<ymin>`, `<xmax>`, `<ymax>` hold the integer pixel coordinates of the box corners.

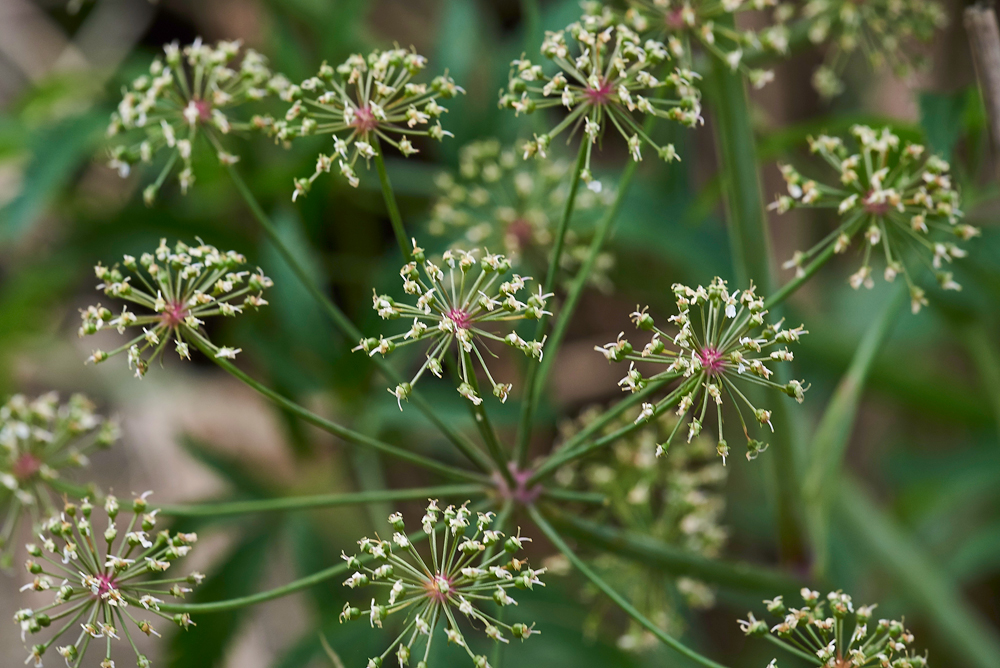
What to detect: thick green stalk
<box><xmin>191</xmin><ymin>337</ymin><xmax>486</xmax><ymax>483</ymax></box>
<box><xmin>549</xmin><ymin>510</ymin><xmax>804</xmax><ymax>594</ymax></box>
<box><xmin>763</xmin><ymin>243</ymin><xmax>837</xmax><ymax>310</ymax></box>
<box><xmin>529</xmin><ymin>506</ymin><xmax>729</xmax><ymax>668</ymax></box>
<box><xmin>802</xmin><ymin>283</ymin><xmax>906</xmax><ymax>574</ymax></box>
<box><xmin>225</xmin><ymin>165</ymin><xmax>491</xmax><ymax>473</ymax></box>
<box><xmin>710</xmin><ymin>49</ymin><xmax>805</xmax><ymax>562</ymax></box>
<box><xmin>373</xmin><ymin>139</ymin><xmax>411</xmax><ymax>261</ymax></box>
<box><xmin>958</xmin><ymin>322</ymin><xmax>1000</xmax><ymax>442</ymax></box>
<box><xmin>838</xmin><ymin>476</ymin><xmax>1000</xmax><ymax>668</ymax></box>
<box><xmin>514</xmin><ymin>142</ymin><xmax>588</xmax><ymax>466</ymax></box>
<box><xmin>159</xmin><ymin>484</ymin><xmax>485</xmax><ymax>518</ymax></box>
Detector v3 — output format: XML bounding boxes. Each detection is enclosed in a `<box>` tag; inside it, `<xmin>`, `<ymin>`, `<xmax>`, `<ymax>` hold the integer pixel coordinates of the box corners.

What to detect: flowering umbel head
<box><xmin>16</xmin><ymin>493</ymin><xmax>202</xmax><ymax>668</ymax></box>
<box><xmin>1</xmin><ymin>393</ymin><xmax>118</xmax><ymax>568</ymax></box>
<box><xmin>740</xmin><ymin>588</ymin><xmax>929</xmax><ymax>667</ymax></box>
<box><xmin>772</xmin><ymin>125</ymin><xmax>973</xmax><ymax>314</ymax></box>
<box><xmin>107</xmin><ymin>38</ymin><xmax>287</xmax><ymax>203</ymax></box>
<box><xmin>339</xmin><ymin>501</ymin><xmax>543</xmax><ymax>668</ymax></box>
<box><xmin>429</xmin><ymin>139</ymin><xmax>616</xmax><ymax>291</ymax></box>
<box><xmin>80</xmin><ymin>239</ymin><xmax>273</xmax><ymax>377</ymax></box>
<box><xmin>555</xmin><ymin>407</ymin><xmax>727</xmax><ymax>649</ymax></box>
<box><xmin>624</xmin><ymin>0</ymin><xmax>789</xmax><ymax>88</ymax></box>
<box><xmin>797</xmin><ymin>0</ymin><xmax>946</xmax><ymax>98</ymax></box>
<box><xmin>596</xmin><ymin>278</ymin><xmax>809</xmax><ymax>463</ymax></box>
<box><xmin>500</xmin><ymin>16</ymin><xmax>699</xmax><ymax>192</ymax></box>
<box><xmin>355</xmin><ymin>242</ymin><xmax>550</xmax><ymax>408</ymax></box>
<box><xmin>275</xmin><ymin>47</ymin><xmax>464</xmax><ymax>199</ymax></box>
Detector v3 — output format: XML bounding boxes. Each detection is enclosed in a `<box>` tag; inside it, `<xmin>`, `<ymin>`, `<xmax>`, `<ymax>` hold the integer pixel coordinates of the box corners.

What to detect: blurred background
<box><xmin>1</xmin><ymin>0</ymin><xmax>999</xmax><ymax>666</ymax></box>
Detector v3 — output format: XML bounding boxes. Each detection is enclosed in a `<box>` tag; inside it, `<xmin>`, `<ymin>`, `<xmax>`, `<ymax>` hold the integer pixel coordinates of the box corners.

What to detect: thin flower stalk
<box><xmin>771</xmin><ymin>125</ymin><xmax>976</xmax><ymax>313</ymax></box>
<box><xmin>108</xmin><ymin>38</ymin><xmax>286</xmax><ymax>203</ymax></box>
<box><xmin>1</xmin><ymin>394</ymin><xmax>119</xmax><ymax>567</ymax></box>
<box><xmin>79</xmin><ymin>239</ymin><xmax>273</xmax><ymax>377</ymax></box>
<box><xmin>595</xmin><ymin>277</ymin><xmax>808</xmax><ymax>463</ymax></box>
<box><xmin>339</xmin><ymin>501</ymin><xmax>544</xmax><ymax>668</ymax></box>
<box><xmin>15</xmin><ymin>493</ymin><xmax>201</xmax><ymax>668</ymax></box>
<box><xmin>624</xmin><ymin>0</ymin><xmax>790</xmax><ymax>88</ymax></box>
<box><xmin>276</xmin><ymin>48</ymin><xmax>464</xmax><ymax>199</ymax></box>
<box><xmin>739</xmin><ymin>588</ymin><xmax>929</xmax><ymax>667</ymax></box>
<box><xmin>501</xmin><ymin>16</ymin><xmax>698</xmax><ymax>192</ymax></box>
<box><xmin>355</xmin><ymin>242</ymin><xmax>551</xmax><ymax>409</ymax></box>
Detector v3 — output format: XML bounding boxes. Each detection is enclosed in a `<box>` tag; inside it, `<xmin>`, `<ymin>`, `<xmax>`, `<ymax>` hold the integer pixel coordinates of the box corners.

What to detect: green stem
<box><xmin>540</xmin><ymin>488</ymin><xmax>607</xmax><ymax>505</ymax></box>
<box><xmin>548</xmin><ymin>509</ymin><xmax>805</xmax><ymax>594</ymax></box>
<box><xmin>958</xmin><ymin>322</ymin><xmax>1000</xmax><ymax>443</ymax></box>
<box><xmin>462</xmin><ymin>349</ymin><xmax>514</xmax><ymax>485</ymax></box>
<box><xmin>710</xmin><ymin>46</ymin><xmax>806</xmax><ymax>563</ymax></box>
<box><xmin>802</xmin><ymin>282</ymin><xmax>906</xmax><ymax>575</ymax></box>
<box><xmin>529</xmin><ymin>506</ymin><xmax>729</xmax><ymax>668</ymax></box>
<box><xmin>838</xmin><ymin>475</ymin><xmax>1000</xmax><ymax>668</ymax></box>
<box><xmin>513</xmin><ymin>141</ymin><xmax>588</xmax><ymax>466</ymax></box>
<box><xmin>373</xmin><ymin>139</ymin><xmax>411</xmax><ymax>261</ymax></box>
<box><xmin>191</xmin><ymin>337</ymin><xmax>486</xmax><ymax>483</ymax></box>
<box><xmin>158</xmin><ymin>485</ymin><xmax>485</xmax><ymax>518</ymax></box>
<box><xmin>763</xmin><ymin>243</ymin><xmax>837</xmax><ymax>310</ymax></box>
<box><xmin>225</xmin><ymin>165</ymin><xmax>491</xmax><ymax>473</ymax></box>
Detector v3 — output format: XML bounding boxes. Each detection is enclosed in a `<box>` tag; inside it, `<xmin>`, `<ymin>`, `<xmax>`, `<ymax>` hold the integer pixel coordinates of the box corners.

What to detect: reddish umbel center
<box><xmin>352</xmin><ymin>105</ymin><xmax>379</xmax><ymax>133</ymax></box>
<box><xmin>584</xmin><ymin>78</ymin><xmax>613</xmax><ymax>105</ymax></box>
<box><xmin>424</xmin><ymin>574</ymin><xmax>453</xmax><ymax>602</ymax></box>
<box><xmin>193</xmin><ymin>99</ymin><xmax>212</xmax><ymax>124</ymax></box>
<box><xmin>698</xmin><ymin>346</ymin><xmax>725</xmax><ymax>376</ymax></box>
<box><xmin>446</xmin><ymin>308</ymin><xmax>472</xmax><ymax>330</ymax></box>
<box><xmin>665</xmin><ymin>8</ymin><xmax>686</xmax><ymax>30</ymax></box>
<box><xmin>161</xmin><ymin>300</ymin><xmax>188</xmax><ymax>328</ymax></box>
<box><xmin>506</xmin><ymin>219</ymin><xmax>534</xmax><ymax>251</ymax></box>
<box><xmin>12</xmin><ymin>453</ymin><xmax>41</xmax><ymax>482</ymax></box>
<box><xmin>93</xmin><ymin>574</ymin><xmax>118</xmax><ymax>598</ymax></box>
<box><xmin>863</xmin><ymin>189</ymin><xmax>891</xmax><ymax>216</ymax></box>
<box><xmin>495</xmin><ymin>464</ymin><xmax>543</xmax><ymax>505</ymax></box>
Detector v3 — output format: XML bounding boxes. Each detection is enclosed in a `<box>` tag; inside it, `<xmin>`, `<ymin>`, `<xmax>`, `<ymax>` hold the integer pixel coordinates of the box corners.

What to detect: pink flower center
<box><xmin>12</xmin><ymin>453</ymin><xmax>41</xmax><ymax>482</ymax></box>
<box><xmin>94</xmin><ymin>574</ymin><xmax>117</xmax><ymax>598</ymax></box>
<box><xmin>447</xmin><ymin>308</ymin><xmax>471</xmax><ymax>330</ymax></box>
<box><xmin>698</xmin><ymin>346</ymin><xmax>725</xmax><ymax>376</ymax></box>
<box><xmin>193</xmin><ymin>99</ymin><xmax>212</xmax><ymax>124</ymax></box>
<box><xmin>494</xmin><ymin>464</ymin><xmax>543</xmax><ymax>505</ymax></box>
<box><xmin>352</xmin><ymin>105</ymin><xmax>378</xmax><ymax>133</ymax></box>
<box><xmin>584</xmin><ymin>79</ymin><xmax>613</xmax><ymax>106</ymax></box>
<box><xmin>425</xmin><ymin>574</ymin><xmax>453</xmax><ymax>602</ymax></box>
<box><xmin>161</xmin><ymin>300</ymin><xmax>188</xmax><ymax>328</ymax></box>
<box><xmin>863</xmin><ymin>189</ymin><xmax>891</xmax><ymax>215</ymax></box>
<box><xmin>665</xmin><ymin>8</ymin><xmax>686</xmax><ymax>30</ymax></box>
<box><xmin>506</xmin><ymin>219</ymin><xmax>534</xmax><ymax>251</ymax></box>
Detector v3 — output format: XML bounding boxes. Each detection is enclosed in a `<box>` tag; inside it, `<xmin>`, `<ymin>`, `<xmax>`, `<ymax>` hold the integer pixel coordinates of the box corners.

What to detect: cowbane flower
<box><xmin>500</xmin><ymin>16</ymin><xmax>699</xmax><ymax>192</ymax></box>
<box><xmin>595</xmin><ymin>277</ymin><xmax>809</xmax><ymax>463</ymax></box>
<box><xmin>16</xmin><ymin>493</ymin><xmax>202</xmax><ymax>668</ymax></box>
<box><xmin>624</xmin><ymin>0</ymin><xmax>789</xmax><ymax>87</ymax></box>
<box><xmin>796</xmin><ymin>0</ymin><xmax>947</xmax><ymax>98</ymax></box>
<box><xmin>0</xmin><ymin>393</ymin><xmax>118</xmax><ymax>568</ymax></box>
<box><xmin>556</xmin><ymin>407</ymin><xmax>727</xmax><ymax>648</ymax></box>
<box><xmin>740</xmin><ymin>588</ymin><xmax>929</xmax><ymax>667</ymax></box>
<box><xmin>79</xmin><ymin>239</ymin><xmax>273</xmax><ymax>377</ymax></box>
<box><xmin>355</xmin><ymin>241</ymin><xmax>550</xmax><ymax>408</ymax></box>
<box><xmin>338</xmin><ymin>501</ymin><xmax>543</xmax><ymax>668</ymax></box>
<box><xmin>273</xmin><ymin>47</ymin><xmax>464</xmax><ymax>199</ymax></box>
<box><xmin>428</xmin><ymin>139</ymin><xmax>616</xmax><ymax>291</ymax></box>
<box><xmin>107</xmin><ymin>38</ymin><xmax>288</xmax><ymax>203</ymax></box>
<box><xmin>771</xmin><ymin>125</ymin><xmax>974</xmax><ymax>314</ymax></box>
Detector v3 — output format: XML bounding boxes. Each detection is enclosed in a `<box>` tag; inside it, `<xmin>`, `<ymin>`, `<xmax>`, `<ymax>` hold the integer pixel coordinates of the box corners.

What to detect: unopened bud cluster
<box><xmin>108</xmin><ymin>38</ymin><xmax>288</xmax><ymax>202</ymax></box>
<box><xmin>1</xmin><ymin>393</ymin><xmax>118</xmax><ymax>567</ymax></box>
<box><xmin>596</xmin><ymin>277</ymin><xmax>808</xmax><ymax>463</ymax></box>
<box><xmin>740</xmin><ymin>588</ymin><xmax>929</xmax><ymax>667</ymax></box>
<box><xmin>355</xmin><ymin>241</ymin><xmax>550</xmax><ymax>408</ymax></box>
<box><xmin>80</xmin><ymin>239</ymin><xmax>272</xmax><ymax>376</ymax></box>
<box><xmin>339</xmin><ymin>501</ymin><xmax>543</xmax><ymax>668</ymax></box>
<box><xmin>15</xmin><ymin>493</ymin><xmax>202</xmax><ymax>668</ymax></box>
<box><xmin>771</xmin><ymin>125</ymin><xmax>973</xmax><ymax>314</ymax></box>
<box><xmin>429</xmin><ymin>138</ymin><xmax>616</xmax><ymax>291</ymax></box>
<box><xmin>501</xmin><ymin>14</ymin><xmax>699</xmax><ymax>192</ymax></box>
<box><xmin>273</xmin><ymin>47</ymin><xmax>464</xmax><ymax>199</ymax></box>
